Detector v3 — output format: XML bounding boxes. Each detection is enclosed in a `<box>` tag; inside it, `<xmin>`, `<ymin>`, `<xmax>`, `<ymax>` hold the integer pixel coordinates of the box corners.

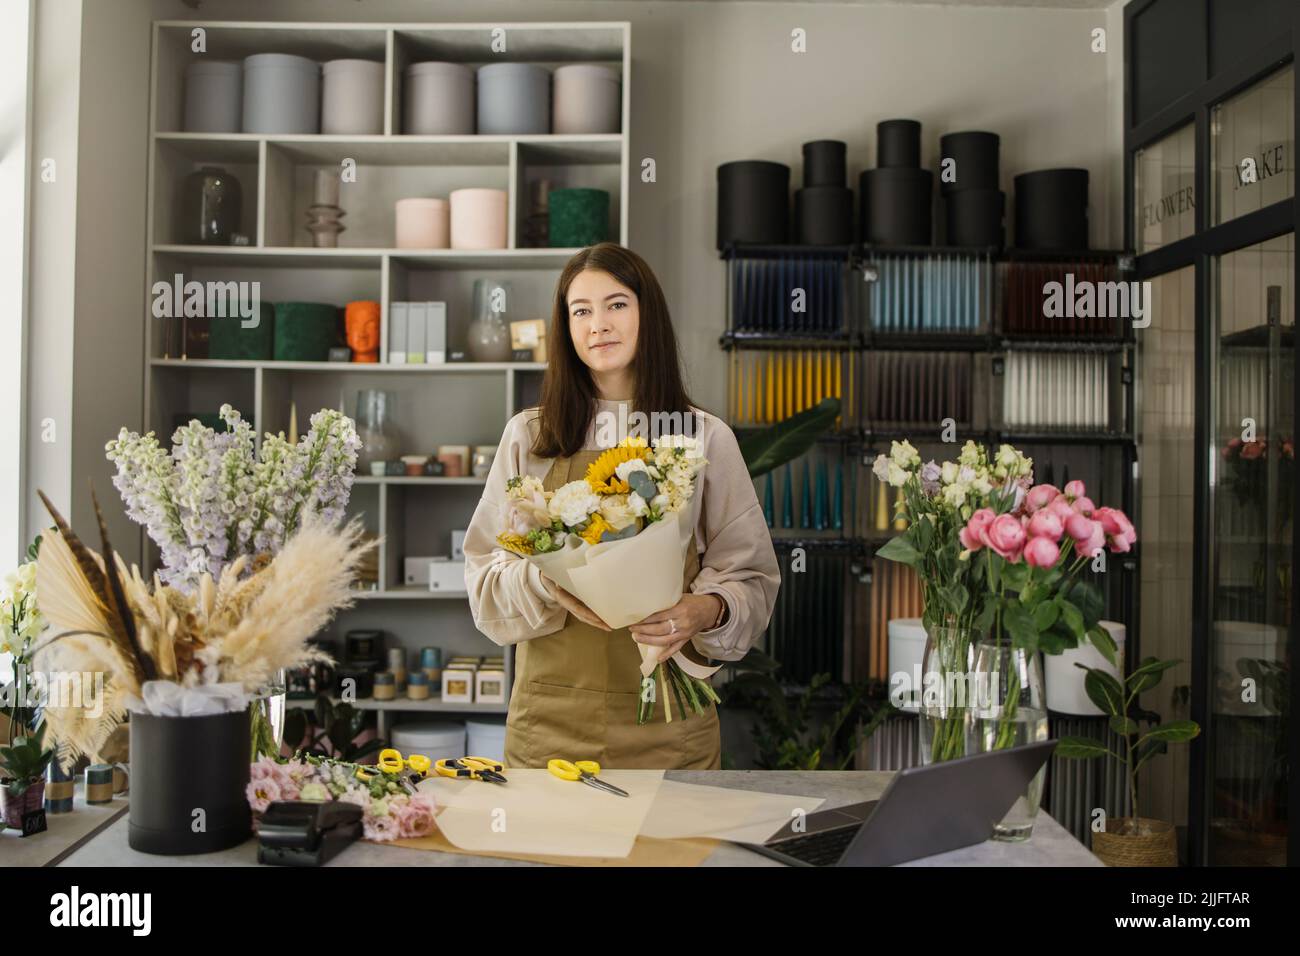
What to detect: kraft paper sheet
<box><xmin>639</xmin><ymin>779</ymin><xmax>827</xmax><ymax>844</ymax></box>
<box><xmin>389</xmin><ymin>829</ymin><xmax>720</xmax><ymax>868</ymax></box>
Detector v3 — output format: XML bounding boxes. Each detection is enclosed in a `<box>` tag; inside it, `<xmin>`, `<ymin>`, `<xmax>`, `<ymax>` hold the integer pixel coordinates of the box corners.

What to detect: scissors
<box><xmin>547</xmin><ymin>758</ymin><xmax>629</xmax><ymax>797</ymax></box>
<box><xmin>434</xmin><ymin>756</ymin><xmax>508</xmax><ymax>784</ymax></box>
<box><xmin>355</xmin><ymin>749</ymin><xmax>432</xmax><ymax>794</ymax></box>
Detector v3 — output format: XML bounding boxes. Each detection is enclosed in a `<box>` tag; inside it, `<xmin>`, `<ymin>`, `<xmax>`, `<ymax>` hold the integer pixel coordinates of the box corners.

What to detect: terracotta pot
<box><xmin>1091</xmin><ymin>816</ymin><xmax>1178</xmax><ymax>866</ymax></box>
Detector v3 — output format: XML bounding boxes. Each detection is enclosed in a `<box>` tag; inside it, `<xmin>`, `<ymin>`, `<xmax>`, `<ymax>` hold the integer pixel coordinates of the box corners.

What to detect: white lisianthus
<box><xmin>943</xmin><ymin>482</ymin><xmax>968</xmax><ymax>508</ymax></box>
<box><xmin>996</xmin><ymin>444</ymin><xmax>1019</xmax><ymax>469</ymax></box>
<box><xmin>940</xmin><ymin>461</ymin><xmax>959</xmax><ymax>485</ymax></box>
<box><xmin>890</xmin><ymin>440</ymin><xmax>921</xmax><ymax>469</ymax></box>
<box><xmin>972</xmin><ymin>475</ymin><xmax>993</xmax><ymax>495</ymax></box>
<box><xmin>599</xmin><ymin>494</ymin><xmax>638</xmax><ymax>531</ymax></box>
<box><xmin>958</xmin><ymin>440</ymin><xmax>983</xmax><ymax>468</ymax></box>
<box><xmin>548</xmin><ymin>479</ymin><xmax>601</xmax><ymax>528</ymax></box>
<box><xmin>872</xmin><ymin>454</ymin><xmax>890</xmax><ymax>482</ymax></box>
<box><xmin>614</xmin><ymin>458</ymin><xmax>649</xmax><ymax>481</ymax></box>
<box><xmin>886</xmin><ymin>462</ymin><xmax>909</xmax><ymax>487</ymax></box>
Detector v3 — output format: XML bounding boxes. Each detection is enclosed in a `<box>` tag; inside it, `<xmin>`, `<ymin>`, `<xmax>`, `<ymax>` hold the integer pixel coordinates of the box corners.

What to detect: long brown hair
<box><xmin>532</xmin><ymin>243</ymin><xmax>696</xmax><ymax>458</ymax></box>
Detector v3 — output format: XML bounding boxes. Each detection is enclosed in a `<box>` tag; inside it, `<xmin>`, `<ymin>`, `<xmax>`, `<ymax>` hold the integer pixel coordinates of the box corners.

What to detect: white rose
<box><xmin>599</xmin><ymin>494</ymin><xmax>637</xmax><ymax>531</ymax></box>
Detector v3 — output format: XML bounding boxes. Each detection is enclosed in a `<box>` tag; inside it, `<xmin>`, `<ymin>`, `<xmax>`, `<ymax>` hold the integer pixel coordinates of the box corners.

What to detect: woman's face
<box><xmin>566</xmin><ymin>269</ymin><xmax>639</xmax><ymax>375</ymax></box>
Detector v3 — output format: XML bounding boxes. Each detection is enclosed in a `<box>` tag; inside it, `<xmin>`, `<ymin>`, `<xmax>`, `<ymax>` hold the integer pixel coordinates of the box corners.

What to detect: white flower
<box><xmin>943</xmin><ymin>483</ymin><xmax>968</xmax><ymax>508</ymax></box>
<box><xmin>940</xmin><ymin>461</ymin><xmax>958</xmax><ymax>485</ymax></box>
<box><xmin>599</xmin><ymin>494</ymin><xmax>638</xmax><ymax>531</ymax></box>
<box><xmin>548</xmin><ymin>479</ymin><xmax>601</xmax><ymax>528</ymax></box>
<box><xmin>506</xmin><ymin>474</ymin><xmax>545</xmax><ymax>500</ymax></box>
<box><xmin>890</xmin><ymin>440</ymin><xmax>920</xmax><ymax>469</ymax></box>
<box><xmin>627</xmin><ymin>491</ymin><xmax>649</xmax><ymax>517</ymax></box>
<box><xmin>614</xmin><ymin>458</ymin><xmax>649</xmax><ymax>482</ymax></box>
<box><xmin>872</xmin><ymin>454</ymin><xmax>890</xmax><ymax>482</ymax></box>
<box><xmin>886</xmin><ymin>462</ymin><xmax>909</xmax><ymax>487</ymax></box>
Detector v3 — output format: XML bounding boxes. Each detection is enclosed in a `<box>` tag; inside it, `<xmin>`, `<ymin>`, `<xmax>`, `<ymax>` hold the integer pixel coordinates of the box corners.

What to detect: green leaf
<box><xmin>1032</xmin><ymin>601</ymin><xmax>1060</xmax><ymax>632</ymax></box>
<box><xmin>1058</xmin><ymin>600</ymin><xmax>1085</xmax><ymax>640</ymax></box>
<box><xmin>627</xmin><ymin>470</ymin><xmax>657</xmax><ymax>502</ymax></box>
<box><xmin>1002</xmin><ymin>601</ymin><xmax>1038</xmax><ymax>649</ymax></box>
<box><xmin>1068</xmin><ymin>579</ymin><xmax>1105</xmax><ymax>629</ymax></box>
<box><xmin>1082</xmin><ymin>666</ymin><xmax>1124</xmax><ymax>716</ymax></box>
<box><xmin>1054</xmin><ymin>735</ymin><xmax>1109</xmax><ymax>759</ymax></box>
<box><xmin>1109</xmin><ymin>715</ymin><xmax>1139</xmax><ymax>736</ymax></box>
<box><xmin>875</xmin><ymin>534</ymin><xmax>922</xmax><ymax>567</ymax></box>
<box><xmin>1137</xmin><ymin>720</ymin><xmax>1201</xmax><ymax>746</ymax></box>
<box><xmin>1087</xmin><ymin>626</ymin><xmax>1118</xmax><ymax>667</ymax></box>
<box><xmin>739</xmin><ymin>398</ymin><xmax>842</xmax><ymax>478</ymax></box>
<box><xmin>600</xmin><ymin>522</ymin><xmax>639</xmax><ymax>542</ymax></box>
<box><xmin>1129</xmin><ymin>657</ymin><xmax>1180</xmax><ymax>694</ymax></box>
<box><xmin>1002</xmin><ymin>563</ymin><xmax>1030</xmax><ymax>593</ymax></box>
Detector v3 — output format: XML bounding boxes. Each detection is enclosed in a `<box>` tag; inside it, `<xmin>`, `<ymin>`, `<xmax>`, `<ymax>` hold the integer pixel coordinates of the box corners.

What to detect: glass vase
<box><xmin>249</xmin><ymin>669</ymin><xmax>287</xmax><ymax>761</ymax></box>
<box><xmin>355</xmin><ymin>389</ymin><xmax>399</xmax><ymax>471</ymax></box>
<box><xmin>468</xmin><ymin>278</ymin><xmax>514</xmax><ymax>362</ymax></box>
<box><xmin>969</xmin><ymin>640</ymin><xmax>1049</xmax><ymax>841</ymax></box>
<box><xmin>919</xmin><ymin>623</ymin><xmax>977</xmax><ymax>764</ymax></box>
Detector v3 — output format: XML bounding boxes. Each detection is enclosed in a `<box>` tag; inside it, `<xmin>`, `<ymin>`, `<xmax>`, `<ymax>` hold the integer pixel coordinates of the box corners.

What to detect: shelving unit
<box><xmin>718</xmin><ymin>242</ymin><xmax>1139</xmax><ymax>687</ymax></box>
<box><xmin>142</xmin><ymin>19</ymin><xmax>631</xmax><ymax>721</ymax></box>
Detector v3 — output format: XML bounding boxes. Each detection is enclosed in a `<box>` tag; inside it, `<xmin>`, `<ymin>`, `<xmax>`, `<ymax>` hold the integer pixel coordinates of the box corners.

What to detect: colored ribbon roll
<box><xmin>86</xmin><ymin>764</ymin><xmax>114</xmax><ymax>805</ymax></box>
<box><xmin>45</xmin><ymin>760</ymin><xmax>75</xmax><ymax>813</ymax></box>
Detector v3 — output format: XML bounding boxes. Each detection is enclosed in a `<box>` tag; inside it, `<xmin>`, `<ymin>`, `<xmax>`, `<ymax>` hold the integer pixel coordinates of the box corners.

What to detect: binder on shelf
<box><xmin>427</xmin><ymin>302</ymin><xmax>447</xmax><ymax>364</ymax></box>
<box><xmin>388</xmin><ymin>303</ymin><xmax>408</xmax><ymax>364</ymax></box>
<box><xmin>408</xmin><ymin>303</ymin><xmax>427</xmax><ymax>367</ymax></box>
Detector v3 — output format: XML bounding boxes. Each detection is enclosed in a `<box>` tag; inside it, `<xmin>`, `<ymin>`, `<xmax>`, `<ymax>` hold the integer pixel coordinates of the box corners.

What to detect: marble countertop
<box><xmin>55</xmin><ymin>769</ymin><xmax>1100</xmax><ymax>867</ymax></box>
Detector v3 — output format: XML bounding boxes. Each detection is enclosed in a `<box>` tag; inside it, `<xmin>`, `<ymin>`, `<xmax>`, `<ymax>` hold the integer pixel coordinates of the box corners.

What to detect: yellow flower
<box><xmin>496</xmin><ymin>532</ymin><xmax>535</xmax><ymax>556</ymax></box>
<box><xmin>585</xmin><ymin>441</ymin><xmax>650</xmax><ymax>495</ymax></box>
<box><xmin>579</xmin><ymin>514</ymin><xmax>613</xmax><ymax>545</ymax></box>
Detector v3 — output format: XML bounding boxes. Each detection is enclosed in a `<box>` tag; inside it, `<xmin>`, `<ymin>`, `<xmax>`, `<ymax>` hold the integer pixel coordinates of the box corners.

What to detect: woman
<box><xmin>463</xmin><ymin>242</ymin><xmax>780</xmax><ymax>770</ymax></box>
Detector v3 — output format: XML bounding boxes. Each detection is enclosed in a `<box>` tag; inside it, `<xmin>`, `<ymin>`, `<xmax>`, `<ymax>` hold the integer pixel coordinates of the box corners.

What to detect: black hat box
<box><xmin>877</xmin><ymin>119</ymin><xmax>921</xmax><ymax>169</ymax></box>
<box><xmin>1014</xmin><ymin>168</ymin><xmax>1089</xmax><ymax>250</ymax></box>
<box><xmin>946</xmin><ymin>189</ymin><xmax>1005</xmax><ymax>248</ymax></box>
<box><xmin>939</xmin><ymin>131</ymin><xmax>1000</xmax><ymax>194</ymax></box>
<box><xmin>796</xmin><ymin>140</ymin><xmax>852</xmax><ymax>245</ymax></box>
<box><xmin>717</xmin><ymin>160</ymin><xmax>790</xmax><ymax>250</ymax></box>
<box><xmin>860</xmin><ymin>167</ymin><xmax>933</xmax><ymax>246</ymax></box>
<box><xmin>802</xmin><ymin>139</ymin><xmax>847</xmax><ymax>187</ymax></box>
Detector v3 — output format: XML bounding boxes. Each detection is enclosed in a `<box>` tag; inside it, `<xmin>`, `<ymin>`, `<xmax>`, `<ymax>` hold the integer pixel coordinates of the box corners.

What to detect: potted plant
<box><xmin>1057</xmin><ymin>656</ymin><xmax>1200</xmax><ymax>866</ymax></box>
<box><xmin>1</xmin><ymin>537</ymin><xmax>46</xmax><ymax>746</ymax></box>
<box><xmin>1</xmin><ymin>721</ymin><xmax>55</xmax><ymax>832</ymax></box>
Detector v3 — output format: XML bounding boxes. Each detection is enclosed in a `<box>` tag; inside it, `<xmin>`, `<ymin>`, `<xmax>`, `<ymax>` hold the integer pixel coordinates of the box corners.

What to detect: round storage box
<box><xmin>887</xmin><ymin>618</ymin><xmax>927</xmax><ymax>712</ymax></box>
<box><xmin>395</xmin><ymin>197</ymin><xmax>450</xmax><ymax>249</ymax></box>
<box><xmin>876</xmin><ymin>119</ymin><xmax>922</xmax><ymax>169</ymax></box>
<box><xmin>716</xmin><ymin>160</ymin><xmax>790</xmax><ymax>250</ymax></box>
<box><xmin>477</xmin><ymin>62</ymin><xmax>550</xmax><ymax>135</ymax></box>
<box><xmin>322</xmin><ymin>59</ymin><xmax>385</xmax><ymax>135</ymax></box>
<box><xmin>449</xmin><ymin>188</ymin><xmax>508</xmax><ymax>250</ymax></box>
<box><xmin>860</xmin><ymin>166</ymin><xmax>933</xmax><ymax>246</ymax></box>
<box><xmin>552</xmin><ymin>63</ymin><xmax>620</xmax><ymax>134</ymax></box>
<box><xmin>466</xmin><ymin>718</ymin><xmax>508</xmax><ymax>763</ymax></box>
<box><xmin>548</xmin><ymin>188</ymin><xmax>609</xmax><ymax>247</ymax></box>
<box><xmin>273</xmin><ymin>301</ymin><xmax>338</xmax><ymax>362</ymax></box>
<box><xmin>1014</xmin><ymin>168</ymin><xmax>1089</xmax><ymax>251</ymax></box>
<box><xmin>795</xmin><ymin>186</ymin><xmax>853</xmax><ymax>245</ymax></box>
<box><xmin>404</xmin><ymin>61</ymin><xmax>475</xmax><ymax>134</ymax></box>
<box><xmin>242</xmin><ymin>53</ymin><xmax>321</xmax><ymax>134</ymax></box>
<box><xmin>391</xmin><ymin>721</ymin><xmax>467</xmax><ymax>763</ymax></box>
<box><xmin>209</xmin><ymin>301</ymin><xmax>274</xmax><ymax>360</ymax></box>
<box><xmin>1043</xmin><ymin>620</ymin><xmax>1125</xmax><ymax>716</ymax></box>
<box><xmin>184</xmin><ymin>60</ymin><xmax>242</xmax><ymax>133</ymax></box>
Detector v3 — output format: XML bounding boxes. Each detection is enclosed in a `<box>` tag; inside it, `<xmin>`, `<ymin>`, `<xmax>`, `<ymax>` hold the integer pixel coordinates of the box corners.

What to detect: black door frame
<box><xmin>1124</xmin><ymin>0</ymin><xmax>1297</xmax><ymax>867</ymax></box>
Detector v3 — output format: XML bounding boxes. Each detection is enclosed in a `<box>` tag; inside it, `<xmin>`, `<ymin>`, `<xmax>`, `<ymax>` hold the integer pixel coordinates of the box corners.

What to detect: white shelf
<box><xmin>352</xmin><ymin>586</ymin><xmax>471</xmax><ymax>601</ymax></box>
<box><xmin>355</xmin><ymin>476</ymin><xmax>486</xmax><ymax>486</ymax></box>
<box><xmin>285</xmin><ymin>695</ymin><xmax>508</xmax><ymax>715</ymax></box>
<box><xmin>151</xmin><ymin>358</ymin><xmax>546</xmax><ymax>373</ymax></box>
<box><xmin>151</xmin><ymin>244</ymin><xmax>586</xmax><ymax>270</ymax></box>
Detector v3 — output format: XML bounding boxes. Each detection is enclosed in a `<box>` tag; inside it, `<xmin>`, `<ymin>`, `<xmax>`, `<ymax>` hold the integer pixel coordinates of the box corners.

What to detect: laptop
<box><xmin>737</xmin><ymin>740</ymin><xmax>1056</xmax><ymax>866</ymax></box>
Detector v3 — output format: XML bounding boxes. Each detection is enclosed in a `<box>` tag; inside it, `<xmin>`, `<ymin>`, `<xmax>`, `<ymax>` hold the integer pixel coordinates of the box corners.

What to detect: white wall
<box><xmin>23</xmin><ymin>0</ymin><xmax>1126</xmax><ymax>550</ymax></box>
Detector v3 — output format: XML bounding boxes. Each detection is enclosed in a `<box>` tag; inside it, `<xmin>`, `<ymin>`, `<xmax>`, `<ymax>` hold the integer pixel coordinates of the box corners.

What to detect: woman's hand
<box><xmin>629</xmin><ymin>593</ymin><xmax>725</xmax><ymax>665</ymax></box>
<box><xmin>551</xmin><ymin>584</ymin><xmax>612</xmax><ymax>631</ymax></box>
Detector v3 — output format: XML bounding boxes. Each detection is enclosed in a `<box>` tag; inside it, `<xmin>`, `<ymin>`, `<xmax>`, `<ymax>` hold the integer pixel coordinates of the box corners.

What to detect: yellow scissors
<box><xmin>434</xmin><ymin>756</ymin><xmax>508</xmax><ymax>784</ymax></box>
<box><xmin>355</xmin><ymin>748</ymin><xmax>431</xmax><ymax>793</ymax></box>
<box><xmin>547</xmin><ymin>758</ymin><xmax>629</xmax><ymax>797</ymax></box>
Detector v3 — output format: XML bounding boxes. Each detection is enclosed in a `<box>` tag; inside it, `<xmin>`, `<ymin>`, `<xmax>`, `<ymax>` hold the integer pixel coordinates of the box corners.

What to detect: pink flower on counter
<box><xmin>1094</xmin><ymin>507</ymin><xmax>1137</xmax><ymax>553</ymax></box>
<box><xmin>364</xmin><ymin>811</ymin><xmax>398</xmax><ymax>843</ymax></box>
<box><xmin>1024</xmin><ymin>535</ymin><xmax>1060</xmax><ymax>568</ymax></box>
<box><xmin>246</xmin><ymin>776</ymin><xmax>281</xmax><ymax>813</ymax></box>
<box><xmin>960</xmin><ymin>508</ymin><xmax>997</xmax><ymax>551</ymax></box>
<box><xmin>1070</xmin><ymin>496</ymin><xmax>1096</xmax><ymax>516</ymax></box>
<box><xmin>398</xmin><ymin>794</ymin><xmax>437</xmax><ymax>838</ymax></box>
<box><xmin>1027</xmin><ymin>509</ymin><xmax>1064</xmax><ymax>541</ymax></box>
<box><xmin>981</xmin><ymin>513</ymin><xmax>1026</xmax><ymax>561</ymax></box>
<box><xmin>1025</xmin><ymin>484</ymin><xmax>1059</xmax><ymax>513</ymax></box>
<box><xmin>1065</xmin><ymin>514</ymin><xmax>1105</xmax><ymax>559</ymax></box>
<box><xmin>1063</xmin><ymin>480</ymin><xmax>1087</xmax><ymax>500</ymax></box>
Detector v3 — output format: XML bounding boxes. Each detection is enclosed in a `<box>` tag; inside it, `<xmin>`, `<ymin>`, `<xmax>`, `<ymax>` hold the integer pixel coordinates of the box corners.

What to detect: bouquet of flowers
<box><xmin>247</xmin><ymin>753</ymin><xmax>438</xmax><ymax>843</ymax></box>
<box><xmin>495</xmin><ymin>435</ymin><xmax>722</xmax><ymax>724</ymax></box>
<box><xmin>106</xmin><ymin>404</ymin><xmax>360</xmax><ymax>592</ymax></box>
<box><xmin>1</xmin><ymin>541</ymin><xmax>45</xmax><ymax>744</ymax></box>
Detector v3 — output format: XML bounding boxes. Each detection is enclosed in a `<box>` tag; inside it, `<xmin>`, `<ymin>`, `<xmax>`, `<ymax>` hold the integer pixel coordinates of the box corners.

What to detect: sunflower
<box><xmin>585</xmin><ymin>438</ymin><xmax>651</xmax><ymax>495</ymax></box>
<box><xmin>579</xmin><ymin>513</ymin><xmax>614</xmax><ymax>545</ymax></box>
<box><xmin>496</xmin><ymin>532</ymin><xmax>535</xmax><ymax>556</ymax></box>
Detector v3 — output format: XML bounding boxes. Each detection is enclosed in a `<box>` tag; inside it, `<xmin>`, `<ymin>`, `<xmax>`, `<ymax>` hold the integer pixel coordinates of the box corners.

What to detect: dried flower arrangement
<box><xmin>31</xmin><ymin>489</ymin><xmax>374</xmax><ymax>767</ymax></box>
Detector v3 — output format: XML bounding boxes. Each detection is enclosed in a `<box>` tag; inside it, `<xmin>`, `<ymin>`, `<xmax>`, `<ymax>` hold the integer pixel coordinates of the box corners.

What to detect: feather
<box><xmin>91</xmin><ymin>489</ymin><xmax>156</xmax><ymax>681</ymax></box>
<box><xmin>37</xmin><ymin>490</ymin><xmax>146</xmax><ymax>685</ymax></box>
<box><xmin>35</xmin><ymin>530</ymin><xmax>113</xmax><ymax>640</ymax></box>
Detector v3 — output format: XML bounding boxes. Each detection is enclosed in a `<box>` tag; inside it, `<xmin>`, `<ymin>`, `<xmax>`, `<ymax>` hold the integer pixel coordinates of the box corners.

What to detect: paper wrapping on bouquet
<box><xmin>525</xmin><ymin>510</ymin><xmax>723</xmax><ymax>680</ymax></box>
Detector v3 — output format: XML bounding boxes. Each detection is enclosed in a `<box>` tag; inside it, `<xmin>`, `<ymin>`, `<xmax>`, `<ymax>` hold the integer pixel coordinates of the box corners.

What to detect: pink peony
<box><xmin>1094</xmin><ymin>507</ymin><xmax>1137</xmax><ymax>553</ymax></box>
<box><xmin>980</xmin><ymin>513</ymin><xmax>1026</xmax><ymax>561</ymax></box>
<box><xmin>1066</xmin><ymin>514</ymin><xmax>1105</xmax><ymax>559</ymax></box>
<box><xmin>1070</xmin><ymin>496</ymin><xmax>1096</xmax><ymax>516</ymax></box>
<box><xmin>1063</xmin><ymin>479</ymin><xmax>1087</xmax><ymax>500</ymax></box>
<box><xmin>246</xmin><ymin>777</ymin><xmax>281</xmax><ymax>813</ymax></box>
<box><xmin>1047</xmin><ymin>497</ymin><xmax>1076</xmax><ymax>523</ymax></box>
<box><xmin>1024</xmin><ymin>484</ymin><xmax>1059</xmax><ymax>513</ymax></box>
<box><xmin>1024</xmin><ymin>535</ymin><xmax>1060</xmax><ymax>568</ymax></box>
<box><xmin>1027</xmin><ymin>509</ymin><xmax>1064</xmax><ymax>541</ymax></box>
<box><xmin>960</xmin><ymin>508</ymin><xmax>997</xmax><ymax>551</ymax></box>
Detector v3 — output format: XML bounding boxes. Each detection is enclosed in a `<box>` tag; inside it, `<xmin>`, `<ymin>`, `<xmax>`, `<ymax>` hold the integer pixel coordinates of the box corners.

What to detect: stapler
<box><xmin>257</xmin><ymin>800</ymin><xmax>364</xmax><ymax>867</ymax></box>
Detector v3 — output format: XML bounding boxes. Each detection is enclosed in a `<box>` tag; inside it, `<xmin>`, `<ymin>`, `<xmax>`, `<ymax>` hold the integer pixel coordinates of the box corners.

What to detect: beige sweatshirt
<box><xmin>463</xmin><ymin>399</ymin><xmax>781</xmax><ymax>661</ymax></box>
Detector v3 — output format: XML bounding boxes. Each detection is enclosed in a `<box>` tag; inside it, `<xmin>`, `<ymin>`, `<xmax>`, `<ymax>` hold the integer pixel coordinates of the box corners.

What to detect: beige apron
<box><xmin>503</xmin><ymin>449</ymin><xmax>723</xmax><ymax>770</ymax></box>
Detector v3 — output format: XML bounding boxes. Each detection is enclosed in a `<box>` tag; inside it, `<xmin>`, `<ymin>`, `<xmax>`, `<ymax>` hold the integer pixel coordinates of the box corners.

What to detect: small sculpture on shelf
<box><xmin>345</xmin><ymin>301</ymin><xmax>381</xmax><ymax>364</ymax></box>
<box><xmin>305</xmin><ymin>169</ymin><xmax>346</xmax><ymax>248</ymax></box>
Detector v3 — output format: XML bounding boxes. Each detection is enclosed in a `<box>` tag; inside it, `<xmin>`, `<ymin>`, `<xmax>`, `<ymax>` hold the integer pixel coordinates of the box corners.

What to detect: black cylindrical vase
<box><xmin>795</xmin><ymin>186</ymin><xmax>854</xmax><ymax>245</ymax></box>
<box><xmin>1014</xmin><ymin>168</ymin><xmax>1089</xmax><ymax>250</ymax></box>
<box><xmin>717</xmin><ymin>160</ymin><xmax>790</xmax><ymax>250</ymax></box>
<box><xmin>946</xmin><ymin>188</ymin><xmax>1005</xmax><ymax>247</ymax></box>
<box><xmin>939</xmin><ymin>131</ymin><xmax>1000</xmax><ymax>194</ymax></box>
<box><xmin>876</xmin><ymin>119</ymin><xmax>921</xmax><ymax>168</ymax></box>
<box><xmin>860</xmin><ymin>167</ymin><xmax>933</xmax><ymax>246</ymax></box>
<box><xmin>128</xmin><ymin>709</ymin><xmax>251</xmax><ymax>855</ymax></box>
<box><xmin>802</xmin><ymin>139</ymin><xmax>847</xmax><ymax>187</ymax></box>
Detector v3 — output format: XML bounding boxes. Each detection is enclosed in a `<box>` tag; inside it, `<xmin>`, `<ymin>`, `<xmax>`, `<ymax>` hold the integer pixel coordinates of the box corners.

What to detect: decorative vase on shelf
<box><xmin>969</xmin><ymin>639</ymin><xmax>1049</xmax><ymax>841</ymax></box>
<box><xmin>355</xmin><ymin>390</ymin><xmax>399</xmax><ymax>471</ymax></box>
<box><xmin>918</xmin><ymin>621</ymin><xmax>977</xmax><ymax>765</ymax></box>
<box><xmin>179</xmin><ymin>165</ymin><xmax>242</xmax><ymax>245</ymax></box>
<box><xmin>468</xmin><ymin>278</ymin><xmax>514</xmax><ymax>362</ymax></box>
